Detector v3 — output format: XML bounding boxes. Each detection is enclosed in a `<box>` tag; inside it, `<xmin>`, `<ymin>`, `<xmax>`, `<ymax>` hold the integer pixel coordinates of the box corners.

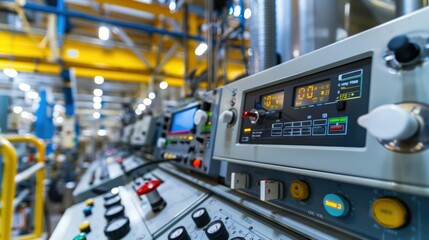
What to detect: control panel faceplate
<box><xmin>228</xmin><ymin>163</ymin><xmax>429</xmax><ymax>240</ymax></box>
<box><xmin>239</xmin><ymin>58</ymin><xmax>371</xmax><ymax>147</ymax></box>
<box><xmin>51</xmin><ymin>186</ymin><xmax>151</xmax><ymax>240</ymax></box>
<box><xmin>214</xmin><ymin>7</ymin><xmax>429</xmax><ymax>187</ymax></box>
<box><xmin>162</xmin><ymin>89</ymin><xmax>222</xmax><ymax>176</ymax></box>
<box><xmin>158</xmin><ymin>195</ymin><xmax>305</xmax><ymax>240</ymax></box>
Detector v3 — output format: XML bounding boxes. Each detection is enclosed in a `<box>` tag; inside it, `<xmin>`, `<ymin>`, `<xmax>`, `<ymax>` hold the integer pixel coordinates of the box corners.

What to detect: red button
<box><xmin>241</xmin><ymin>111</ymin><xmax>257</xmax><ymax>119</ymax></box>
<box><xmin>330</xmin><ymin>125</ymin><xmax>344</xmax><ymax>131</ymax></box>
<box><xmin>192</xmin><ymin>159</ymin><xmax>202</xmax><ymax>168</ymax></box>
<box><xmin>136</xmin><ymin>179</ymin><xmax>161</xmax><ymax>195</ymax></box>
<box><xmin>116</xmin><ymin>157</ymin><xmax>125</xmax><ymax>164</ymax></box>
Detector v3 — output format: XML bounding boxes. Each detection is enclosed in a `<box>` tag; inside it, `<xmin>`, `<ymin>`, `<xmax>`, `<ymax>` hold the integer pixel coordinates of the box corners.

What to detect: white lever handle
<box><xmin>358</xmin><ymin>104</ymin><xmax>419</xmax><ymax>140</ymax></box>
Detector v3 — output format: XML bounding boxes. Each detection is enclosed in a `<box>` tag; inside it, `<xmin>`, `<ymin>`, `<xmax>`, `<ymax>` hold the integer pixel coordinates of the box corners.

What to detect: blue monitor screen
<box><xmin>170</xmin><ymin>106</ymin><xmax>198</xmax><ymax>133</ymax></box>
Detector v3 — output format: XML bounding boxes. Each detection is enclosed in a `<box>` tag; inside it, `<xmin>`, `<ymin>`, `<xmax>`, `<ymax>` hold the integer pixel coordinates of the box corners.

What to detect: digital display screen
<box><xmin>170</xmin><ymin>106</ymin><xmax>198</xmax><ymax>133</ymax></box>
<box><xmin>294</xmin><ymin>80</ymin><xmax>331</xmax><ymax>107</ymax></box>
<box><xmin>261</xmin><ymin>91</ymin><xmax>284</xmax><ymax>110</ymax></box>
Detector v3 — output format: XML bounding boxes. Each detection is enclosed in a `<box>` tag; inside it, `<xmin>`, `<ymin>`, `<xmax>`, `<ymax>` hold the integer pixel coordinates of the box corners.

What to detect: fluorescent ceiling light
<box><xmin>195</xmin><ymin>43</ymin><xmax>208</xmax><ymax>56</ymax></box>
<box><xmin>18</xmin><ymin>83</ymin><xmax>31</xmax><ymax>92</ymax></box>
<box><xmin>4</xmin><ymin>68</ymin><xmax>18</xmax><ymax>78</ymax></box>
<box><xmin>94</xmin><ymin>88</ymin><xmax>103</xmax><ymax>96</ymax></box>
<box><xmin>159</xmin><ymin>81</ymin><xmax>168</xmax><ymax>89</ymax></box>
<box><xmin>148</xmin><ymin>92</ymin><xmax>156</xmax><ymax>99</ymax></box>
<box><xmin>13</xmin><ymin>106</ymin><xmax>23</xmax><ymax>114</ymax></box>
<box><xmin>98</xmin><ymin>26</ymin><xmax>110</xmax><ymax>40</ymax></box>
<box><xmin>94</xmin><ymin>76</ymin><xmax>104</xmax><ymax>84</ymax></box>
<box><xmin>143</xmin><ymin>98</ymin><xmax>152</xmax><ymax>106</ymax></box>
<box><xmin>93</xmin><ymin>112</ymin><xmax>101</xmax><ymax>119</ymax></box>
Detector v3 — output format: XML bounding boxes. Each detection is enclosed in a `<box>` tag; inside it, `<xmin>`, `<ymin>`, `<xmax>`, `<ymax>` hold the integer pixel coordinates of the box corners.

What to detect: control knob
<box><xmin>358</xmin><ymin>104</ymin><xmax>419</xmax><ymax>140</ymax></box>
<box><xmin>104</xmin><ymin>216</ymin><xmax>130</xmax><ymax>239</ymax></box>
<box><xmin>388</xmin><ymin>35</ymin><xmax>420</xmax><ymax>63</ymax></box>
<box><xmin>104</xmin><ymin>195</ymin><xmax>121</xmax><ymax>208</ymax></box>
<box><xmin>219</xmin><ymin>110</ymin><xmax>235</xmax><ymax>125</ymax></box>
<box><xmin>205</xmin><ymin>220</ymin><xmax>229</xmax><ymax>240</ymax></box>
<box><xmin>194</xmin><ymin>110</ymin><xmax>208</xmax><ymax>126</ymax></box>
<box><xmin>192</xmin><ymin>208</ymin><xmax>211</xmax><ymax>228</ymax></box>
<box><xmin>168</xmin><ymin>226</ymin><xmax>190</xmax><ymax>240</ymax></box>
<box><xmin>104</xmin><ymin>204</ymin><xmax>125</xmax><ymax>221</ymax></box>
<box><xmin>136</xmin><ymin>179</ymin><xmax>167</xmax><ymax>212</ymax></box>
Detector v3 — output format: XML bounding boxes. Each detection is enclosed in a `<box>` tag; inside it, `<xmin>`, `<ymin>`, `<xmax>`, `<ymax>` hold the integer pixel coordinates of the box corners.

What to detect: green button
<box><xmin>73</xmin><ymin>232</ymin><xmax>87</xmax><ymax>240</ymax></box>
<box><xmin>329</xmin><ymin>118</ymin><xmax>340</xmax><ymax>123</ymax></box>
<box><xmin>167</xmin><ymin>140</ymin><xmax>172</xmax><ymax>145</ymax></box>
<box><xmin>339</xmin><ymin>117</ymin><xmax>348</xmax><ymax>122</ymax></box>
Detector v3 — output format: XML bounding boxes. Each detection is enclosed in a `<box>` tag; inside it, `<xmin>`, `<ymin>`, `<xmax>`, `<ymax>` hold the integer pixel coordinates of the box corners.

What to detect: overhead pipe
<box><xmin>22</xmin><ymin>2</ymin><xmax>204</xmax><ymax>41</ymax></box>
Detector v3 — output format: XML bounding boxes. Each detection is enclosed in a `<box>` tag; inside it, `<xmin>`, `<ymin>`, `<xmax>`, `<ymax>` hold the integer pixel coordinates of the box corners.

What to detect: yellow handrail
<box><xmin>0</xmin><ymin>138</ymin><xmax>18</xmax><ymax>240</ymax></box>
<box><xmin>4</xmin><ymin>135</ymin><xmax>46</xmax><ymax>240</ymax></box>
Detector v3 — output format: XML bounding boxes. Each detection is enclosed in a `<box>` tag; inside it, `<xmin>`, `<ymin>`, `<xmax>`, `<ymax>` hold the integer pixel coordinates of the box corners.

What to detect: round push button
<box><xmin>372</xmin><ymin>198</ymin><xmax>407</xmax><ymax>229</ymax></box>
<box><xmin>289</xmin><ymin>180</ymin><xmax>310</xmax><ymax>201</ymax></box>
<box><xmin>79</xmin><ymin>221</ymin><xmax>91</xmax><ymax>233</ymax></box>
<box><xmin>85</xmin><ymin>199</ymin><xmax>94</xmax><ymax>207</ymax></box>
<box><xmin>323</xmin><ymin>193</ymin><xmax>350</xmax><ymax>217</ymax></box>
<box><xmin>83</xmin><ymin>206</ymin><xmax>92</xmax><ymax>217</ymax></box>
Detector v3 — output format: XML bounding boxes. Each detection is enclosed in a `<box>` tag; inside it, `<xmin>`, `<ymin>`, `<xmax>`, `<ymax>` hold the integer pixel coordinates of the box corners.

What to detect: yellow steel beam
<box><xmin>0</xmin><ymin>31</ymin><xmax>245</xmax><ymax>86</ymax></box>
<box><xmin>93</xmin><ymin>0</ymin><xmax>190</xmax><ymax>20</ymax></box>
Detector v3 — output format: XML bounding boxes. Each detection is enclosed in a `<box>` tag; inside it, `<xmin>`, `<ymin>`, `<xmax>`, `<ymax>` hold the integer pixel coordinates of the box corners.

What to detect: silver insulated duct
<box><xmin>249</xmin><ymin>0</ymin><xmax>277</xmax><ymax>74</ymax></box>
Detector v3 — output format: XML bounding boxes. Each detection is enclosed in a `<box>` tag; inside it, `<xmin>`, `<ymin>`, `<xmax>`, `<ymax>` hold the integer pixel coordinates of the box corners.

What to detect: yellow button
<box><xmin>79</xmin><ymin>221</ymin><xmax>91</xmax><ymax>233</ymax></box>
<box><xmin>289</xmin><ymin>180</ymin><xmax>310</xmax><ymax>201</ymax></box>
<box><xmin>85</xmin><ymin>199</ymin><xmax>94</xmax><ymax>207</ymax></box>
<box><xmin>371</xmin><ymin>198</ymin><xmax>407</xmax><ymax>229</ymax></box>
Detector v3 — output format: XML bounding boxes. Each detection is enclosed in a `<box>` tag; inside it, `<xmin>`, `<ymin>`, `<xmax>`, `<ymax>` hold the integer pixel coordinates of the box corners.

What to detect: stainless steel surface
<box><xmin>249</xmin><ymin>0</ymin><xmax>276</xmax><ymax>73</ymax></box>
<box><xmin>395</xmin><ymin>0</ymin><xmax>425</xmax><ymax>16</ymax></box>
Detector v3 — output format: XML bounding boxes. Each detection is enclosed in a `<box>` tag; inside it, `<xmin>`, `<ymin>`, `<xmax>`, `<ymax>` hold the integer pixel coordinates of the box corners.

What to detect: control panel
<box><xmin>228</xmin><ymin>163</ymin><xmax>429</xmax><ymax>239</ymax></box>
<box><xmin>161</xmin><ymin>89</ymin><xmax>222</xmax><ymax>176</ymax></box>
<box><xmin>212</xmin><ymin>8</ymin><xmax>429</xmax><ymax>240</ymax></box>
<box><xmin>239</xmin><ymin>58</ymin><xmax>371</xmax><ymax>147</ymax></box>
<box><xmin>130</xmin><ymin>115</ymin><xmax>156</xmax><ymax>147</ymax></box>
<box><xmin>121</xmin><ymin>124</ymin><xmax>134</xmax><ymax>144</ymax></box>
<box><xmin>51</xmin><ymin>186</ymin><xmax>151</xmax><ymax>240</ymax></box>
<box><xmin>158</xmin><ymin>195</ymin><xmax>304</xmax><ymax>240</ymax></box>
<box><xmin>214</xmin><ymin>8</ymin><xmax>429</xmax><ymax>187</ymax></box>
<box><xmin>73</xmin><ymin>153</ymin><xmax>152</xmax><ymax>202</ymax></box>
<box><xmin>128</xmin><ymin>168</ymin><xmax>209</xmax><ymax>236</ymax></box>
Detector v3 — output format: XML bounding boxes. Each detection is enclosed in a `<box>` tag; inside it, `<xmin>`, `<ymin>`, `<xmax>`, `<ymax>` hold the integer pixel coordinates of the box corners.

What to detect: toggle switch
<box><xmin>230</xmin><ymin>172</ymin><xmax>249</xmax><ymax>190</ymax></box>
<box><xmin>260</xmin><ymin>180</ymin><xmax>283</xmax><ymax>201</ymax></box>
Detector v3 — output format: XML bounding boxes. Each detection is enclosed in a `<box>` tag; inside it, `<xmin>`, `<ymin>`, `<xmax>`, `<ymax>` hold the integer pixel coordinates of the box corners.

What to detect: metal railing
<box><xmin>0</xmin><ymin>135</ymin><xmax>46</xmax><ymax>240</ymax></box>
<box><xmin>0</xmin><ymin>137</ymin><xmax>18</xmax><ymax>240</ymax></box>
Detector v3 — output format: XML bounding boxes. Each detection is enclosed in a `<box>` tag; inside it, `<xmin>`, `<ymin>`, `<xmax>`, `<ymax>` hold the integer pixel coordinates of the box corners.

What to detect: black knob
<box><xmin>104</xmin><ymin>195</ymin><xmax>121</xmax><ymax>208</ymax></box>
<box><xmin>104</xmin><ymin>216</ymin><xmax>130</xmax><ymax>239</ymax></box>
<box><xmin>103</xmin><ymin>190</ymin><xmax>119</xmax><ymax>200</ymax></box>
<box><xmin>104</xmin><ymin>204</ymin><xmax>125</xmax><ymax>221</ymax></box>
<box><xmin>168</xmin><ymin>226</ymin><xmax>190</xmax><ymax>240</ymax></box>
<box><xmin>192</xmin><ymin>208</ymin><xmax>211</xmax><ymax>228</ymax></box>
<box><xmin>205</xmin><ymin>220</ymin><xmax>229</xmax><ymax>240</ymax></box>
<box><xmin>388</xmin><ymin>35</ymin><xmax>420</xmax><ymax>63</ymax></box>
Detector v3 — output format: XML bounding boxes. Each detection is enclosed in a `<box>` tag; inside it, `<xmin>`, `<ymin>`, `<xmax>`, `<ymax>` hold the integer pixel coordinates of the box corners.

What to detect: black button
<box><xmin>337</xmin><ymin>101</ymin><xmax>346</xmax><ymax>111</ymax></box>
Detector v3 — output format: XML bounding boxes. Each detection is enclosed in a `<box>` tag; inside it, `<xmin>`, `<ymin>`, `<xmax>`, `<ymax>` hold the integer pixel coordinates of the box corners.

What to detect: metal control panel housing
<box><xmin>240</xmin><ymin>58</ymin><xmax>371</xmax><ymax>147</ymax></box>
<box><xmin>130</xmin><ymin>115</ymin><xmax>156</xmax><ymax>147</ymax></box>
<box><xmin>227</xmin><ymin>163</ymin><xmax>429</xmax><ymax>239</ymax></box>
<box><xmin>73</xmin><ymin>154</ymin><xmax>150</xmax><ymax>202</ymax></box>
<box><xmin>127</xmin><ymin>169</ymin><xmax>209</xmax><ymax>236</ymax></box>
<box><xmin>162</xmin><ymin>89</ymin><xmax>222</xmax><ymax>176</ymax></box>
<box><xmin>158</xmin><ymin>195</ymin><xmax>305</xmax><ymax>240</ymax></box>
<box><xmin>51</xmin><ymin>186</ymin><xmax>152</xmax><ymax>240</ymax></box>
<box><xmin>214</xmin><ymin>8</ymin><xmax>429</xmax><ymax>188</ymax></box>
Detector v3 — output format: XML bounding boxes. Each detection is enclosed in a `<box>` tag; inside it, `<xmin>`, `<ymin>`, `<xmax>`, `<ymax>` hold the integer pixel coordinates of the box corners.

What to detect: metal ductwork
<box><xmin>249</xmin><ymin>0</ymin><xmax>277</xmax><ymax>74</ymax></box>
